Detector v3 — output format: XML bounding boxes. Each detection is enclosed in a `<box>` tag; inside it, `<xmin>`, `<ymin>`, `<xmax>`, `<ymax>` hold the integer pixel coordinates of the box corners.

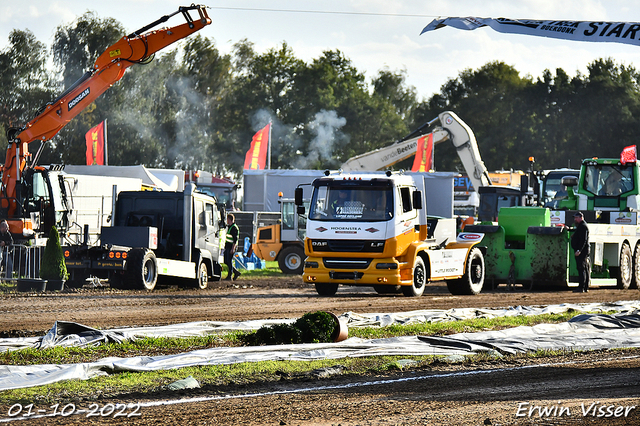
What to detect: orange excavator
<box><xmin>1</xmin><ymin>5</ymin><xmax>211</xmax><ymax>240</ymax></box>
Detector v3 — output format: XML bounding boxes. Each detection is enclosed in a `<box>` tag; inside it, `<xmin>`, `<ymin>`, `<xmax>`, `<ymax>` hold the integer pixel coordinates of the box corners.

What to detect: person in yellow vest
<box><xmin>224</xmin><ymin>214</ymin><xmax>241</xmax><ymax>280</ymax></box>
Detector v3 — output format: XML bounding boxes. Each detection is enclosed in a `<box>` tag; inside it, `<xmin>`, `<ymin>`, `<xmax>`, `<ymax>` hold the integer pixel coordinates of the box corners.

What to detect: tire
<box><xmin>315</xmin><ymin>282</ymin><xmax>338</xmax><ymax>296</ymax></box>
<box><xmin>192</xmin><ymin>261</ymin><xmax>209</xmax><ymax>289</ymax></box>
<box><xmin>632</xmin><ymin>242</ymin><xmax>640</xmax><ymax>289</ymax></box>
<box><xmin>402</xmin><ymin>256</ymin><xmax>427</xmax><ymax>297</ymax></box>
<box><xmin>447</xmin><ymin>247</ymin><xmax>485</xmax><ymax>295</ymax></box>
<box><xmin>278</xmin><ymin>245</ymin><xmax>306</xmax><ymax>274</ymax></box>
<box><xmin>373</xmin><ymin>285</ymin><xmax>402</xmax><ymax>294</ymax></box>
<box><xmin>124</xmin><ymin>249</ymin><xmax>158</xmax><ymax>291</ymax></box>
<box><xmin>617</xmin><ymin>242</ymin><xmax>632</xmax><ymax>289</ymax></box>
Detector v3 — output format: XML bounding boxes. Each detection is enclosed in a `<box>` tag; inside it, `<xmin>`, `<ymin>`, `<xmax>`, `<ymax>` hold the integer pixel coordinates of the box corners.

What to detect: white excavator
<box><xmin>341</xmin><ymin>111</ymin><xmax>493</xmax><ymax>192</ymax></box>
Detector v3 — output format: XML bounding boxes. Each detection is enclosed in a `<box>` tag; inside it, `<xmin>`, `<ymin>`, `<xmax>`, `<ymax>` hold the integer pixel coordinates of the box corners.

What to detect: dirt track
<box><xmin>2</xmin><ymin>277</ymin><xmax>640</xmax><ymax>425</ymax></box>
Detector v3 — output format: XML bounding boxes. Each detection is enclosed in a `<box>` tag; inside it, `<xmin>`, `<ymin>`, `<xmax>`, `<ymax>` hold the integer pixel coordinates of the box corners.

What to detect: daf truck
<box><xmin>297</xmin><ymin>171</ymin><xmax>486</xmax><ymax>296</ymax></box>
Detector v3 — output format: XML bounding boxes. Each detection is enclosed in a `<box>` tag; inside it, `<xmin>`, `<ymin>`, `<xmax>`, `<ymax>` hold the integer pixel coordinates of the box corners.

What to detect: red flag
<box><xmin>411</xmin><ymin>133</ymin><xmax>434</xmax><ymax>172</ymax></box>
<box><xmin>620</xmin><ymin>145</ymin><xmax>637</xmax><ymax>165</ymax></box>
<box><xmin>85</xmin><ymin>121</ymin><xmax>106</xmax><ymax>165</ymax></box>
<box><xmin>243</xmin><ymin>123</ymin><xmax>271</xmax><ymax>170</ymax></box>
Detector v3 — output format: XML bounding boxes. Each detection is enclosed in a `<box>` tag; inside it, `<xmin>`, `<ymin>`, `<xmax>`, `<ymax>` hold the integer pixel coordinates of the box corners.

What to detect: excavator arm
<box><xmin>340</xmin><ymin>111</ymin><xmax>492</xmax><ymax>191</ymax></box>
<box><xmin>2</xmin><ymin>5</ymin><xmax>211</xmax><ymax>221</ymax></box>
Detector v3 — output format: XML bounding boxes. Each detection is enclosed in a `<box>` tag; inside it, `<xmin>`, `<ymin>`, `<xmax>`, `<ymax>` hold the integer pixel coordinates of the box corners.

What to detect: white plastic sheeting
<box><xmin>1</xmin><ymin>301</ymin><xmax>639</xmax><ymax>353</ymax></box>
<box><xmin>0</xmin><ymin>302</ymin><xmax>639</xmax><ymax>390</ymax></box>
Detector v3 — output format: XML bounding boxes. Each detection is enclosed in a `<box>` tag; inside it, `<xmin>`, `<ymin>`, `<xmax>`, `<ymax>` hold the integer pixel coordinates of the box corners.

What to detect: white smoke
<box><xmin>294</xmin><ymin>110</ymin><xmax>348</xmax><ymax>169</ymax></box>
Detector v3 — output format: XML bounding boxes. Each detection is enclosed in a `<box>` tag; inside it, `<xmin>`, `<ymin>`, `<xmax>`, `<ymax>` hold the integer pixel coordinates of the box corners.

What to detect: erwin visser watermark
<box><xmin>516</xmin><ymin>401</ymin><xmax>636</xmax><ymax>418</ymax></box>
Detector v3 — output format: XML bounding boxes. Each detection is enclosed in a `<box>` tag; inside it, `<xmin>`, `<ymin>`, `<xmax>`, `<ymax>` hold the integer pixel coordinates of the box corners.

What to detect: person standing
<box><xmin>571</xmin><ymin>212</ymin><xmax>590</xmax><ymax>292</ymax></box>
<box><xmin>224</xmin><ymin>214</ymin><xmax>241</xmax><ymax>280</ymax></box>
<box><xmin>0</xmin><ymin>221</ymin><xmax>13</xmax><ymax>279</ymax></box>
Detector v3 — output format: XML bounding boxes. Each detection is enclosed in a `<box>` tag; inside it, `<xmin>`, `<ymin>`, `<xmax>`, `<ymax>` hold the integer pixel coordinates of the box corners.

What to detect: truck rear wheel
<box><xmin>278</xmin><ymin>245</ymin><xmax>305</xmax><ymax>274</ymax></box>
<box><xmin>616</xmin><ymin>242</ymin><xmax>632</xmax><ymax>289</ymax></box>
<box><xmin>125</xmin><ymin>249</ymin><xmax>158</xmax><ymax>291</ymax></box>
<box><xmin>315</xmin><ymin>282</ymin><xmax>338</xmax><ymax>296</ymax></box>
<box><xmin>402</xmin><ymin>257</ymin><xmax>426</xmax><ymax>297</ymax></box>
<box><xmin>447</xmin><ymin>247</ymin><xmax>485</xmax><ymax>295</ymax></box>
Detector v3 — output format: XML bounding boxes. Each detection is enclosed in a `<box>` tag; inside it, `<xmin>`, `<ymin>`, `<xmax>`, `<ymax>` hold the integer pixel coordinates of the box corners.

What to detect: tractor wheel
<box><xmin>631</xmin><ymin>242</ymin><xmax>640</xmax><ymax>289</ymax></box>
<box><xmin>617</xmin><ymin>242</ymin><xmax>632</xmax><ymax>289</ymax></box>
<box><xmin>447</xmin><ymin>247</ymin><xmax>485</xmax><ymax>295</ymax></box>
<box><xmin>315</xmin><ymin>282</ymin><xmax>338</xmax><ymax>296</ymax></box>
<box><xmin>278</xmin><ymin>245</ymin><xmax>306</xmax><ymax>274</ymax></box>
<box><xmin>402</xmin><ymin>257</ymin><xmax>427</xmax><ymax>297</ymax></box>
<box><xmin>124</xmin><ymin>249</ymin><xmax>158</xmax><ymax>291</ymax></box>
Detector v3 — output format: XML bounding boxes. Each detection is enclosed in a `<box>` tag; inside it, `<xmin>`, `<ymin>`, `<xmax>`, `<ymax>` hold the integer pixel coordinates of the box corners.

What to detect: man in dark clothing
<box><xmin>570</xmin><ymin>211</ymin><xmax>590</xmax><ymax>292</ymax></box>
<box><xmin>0</xmin><ymin>221</ymin><xmax>13</xmax><ymax>279</ymax></box>
<box><xmin>224</xmin><ymin>214</ymin><xmax>241</xmax><ymax>280</ymax></box>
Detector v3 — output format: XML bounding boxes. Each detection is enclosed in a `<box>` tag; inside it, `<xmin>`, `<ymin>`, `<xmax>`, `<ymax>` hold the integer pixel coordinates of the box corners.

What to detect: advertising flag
<box><xmin>243</xmin><ymin>123</ymin><xmax>271</xmax><ymax>170</ymax></box>
<box><xmin>421</xmin><ymin>17</ymin><xmax>640</xmax><ymax>48</ymax></box>
<box><xmin>411</xmin><ymin>133</ymin><xmax>434</xmax><ymax>172</ymax></box>
<box><xmin>620</xmin><ymin>145</ymin><xmax>637</xmax><ymax>165</ymax></box>
<box><xmin>85</xmin><ymin>121</ymin><xmax>106</xmax><ymax>165</ymax></box>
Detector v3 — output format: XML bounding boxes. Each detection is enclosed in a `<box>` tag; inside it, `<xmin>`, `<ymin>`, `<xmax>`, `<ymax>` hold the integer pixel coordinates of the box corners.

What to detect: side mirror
<box><xmin>562</xmin><ymin>176</ymin><xmax>579</xmax><ymax>187</ymax></box>
<box><xmin>412</xmin><ymin>190</ymin><xmax>423</xmax><ymax>210</ymax></box>
<box><xmin>294</xmin><ymin>187</ymin><xmax>303</xmax><ymax>205</ymax></box>
<box><xmin>297</xmin><ymin>205</ymin><xmax>305</xmax><ymax>215</ymax></box>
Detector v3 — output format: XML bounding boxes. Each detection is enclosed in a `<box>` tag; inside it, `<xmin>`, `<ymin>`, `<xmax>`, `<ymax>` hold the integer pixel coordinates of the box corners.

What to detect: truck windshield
<box><xmin>309</xmin><ymin>184</ymin><xmax>393</xmax><ymax>221</ymax></box>
<box><xmin>583</xmin><ymin>164</ymin><xmax>634</xmax><ymax>196</ymax></box>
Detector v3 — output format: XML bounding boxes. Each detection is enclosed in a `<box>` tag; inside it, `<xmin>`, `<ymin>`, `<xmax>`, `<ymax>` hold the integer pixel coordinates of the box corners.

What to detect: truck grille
<box><xmin>323</xmin><ymin>258</ymin><xmax>372</xmax><ymax>269</ymax></box>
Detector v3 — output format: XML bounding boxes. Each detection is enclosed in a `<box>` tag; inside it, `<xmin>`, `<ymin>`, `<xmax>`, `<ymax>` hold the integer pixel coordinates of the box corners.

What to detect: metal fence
<box><xmin>0</xmin><ymin>245</ymin><xmax>44</xmax><ymax>281</ymax></box>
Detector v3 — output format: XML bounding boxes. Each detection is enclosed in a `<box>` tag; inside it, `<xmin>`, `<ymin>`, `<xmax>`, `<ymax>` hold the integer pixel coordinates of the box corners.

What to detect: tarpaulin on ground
<box><xmin>2</xmin><ymin>309</ymin><xmax>640</xmax><ymax>391</ymax></box>
<box><xmin>1</xmin><ymin>301</ymin><xmax>638</xmax><ymax>353</ymax></box>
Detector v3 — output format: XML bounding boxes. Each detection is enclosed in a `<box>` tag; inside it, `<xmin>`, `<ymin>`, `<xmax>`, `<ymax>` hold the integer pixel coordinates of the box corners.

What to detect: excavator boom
<box><xmin>1</xmin><ymin>5</ymin><xmax>211</xmax><ymax>229</ymax></box>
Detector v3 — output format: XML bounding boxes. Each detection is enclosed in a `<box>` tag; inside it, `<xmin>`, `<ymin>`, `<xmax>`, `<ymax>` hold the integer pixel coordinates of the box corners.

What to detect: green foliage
<box><xmin>242</xmin><ymin>311</ymin><xmax>336</xmax><ymax>345</ymax></box>
<box><xmin>5</xmin><ymin>9</ymin><xmax>640</xmax><ymax>175</ymax></box>
<box><xmin>39</xmin><ymin>226</ymin><xmax>68</xmax><ymax>280</ymax></box>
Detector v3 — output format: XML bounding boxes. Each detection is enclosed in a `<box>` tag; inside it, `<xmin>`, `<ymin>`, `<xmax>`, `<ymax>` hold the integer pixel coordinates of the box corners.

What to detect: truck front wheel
<box><xmin>447</xmin><ymin>247</ymin><xmax>485</xmax><ymax>295</ymax></box>
<box><xmin>125</xmin><ymin>249</ymin><xmax>158</xmax><ymax>291</ymax></box>
<box><xmin>193</xmin><ymin>261</ymin><xmax>209</xmax><ymax>289</ymax></box>
<box><xmin>279</xmin><ymin>245</ymin><xmax>305</xmax><ymax>274</ymax></box>
<box><xmin>402</xmin><ymin>257</ymin><xmax>426</xmax><ymax>297</ymax></box>
<box><xmin>315</xmin><ymin>282</ymin><xmax>338</xmax><ymax>296</ymax></box>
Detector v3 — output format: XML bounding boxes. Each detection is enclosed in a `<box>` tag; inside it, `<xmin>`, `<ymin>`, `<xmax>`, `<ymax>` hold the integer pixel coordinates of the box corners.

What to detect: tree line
<box><xmin>2</xmin><ymin>11</ymin><xmax>640</xmax><ymax>177</ymax></box>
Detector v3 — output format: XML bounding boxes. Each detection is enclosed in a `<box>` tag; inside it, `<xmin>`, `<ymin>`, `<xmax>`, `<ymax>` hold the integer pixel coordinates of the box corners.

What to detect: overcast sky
<box><xmin>2</xmin><ymin>0</ymin><xmax>640</xmax><ymax>100</ymax></box>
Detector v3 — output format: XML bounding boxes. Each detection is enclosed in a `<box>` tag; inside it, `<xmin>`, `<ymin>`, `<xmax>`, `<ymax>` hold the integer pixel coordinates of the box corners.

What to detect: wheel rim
<box><xmin>285</xmin><ymin>253</ymin><xmax>301</xmax><ymax>270</ymax></box>
<box><xmin>198</xmin><ymin>264</ymin><xmax>208</xmax><ymax>288</ymax></box>
<box><xmin>143</xmin><ymin>259</ymin><xmax>155</xmax><ymax>284</ymax></box>
<box><xmin>414</xmin><ymin>263</ymin><xmax>425</xmax><ymax>289</ymax></box>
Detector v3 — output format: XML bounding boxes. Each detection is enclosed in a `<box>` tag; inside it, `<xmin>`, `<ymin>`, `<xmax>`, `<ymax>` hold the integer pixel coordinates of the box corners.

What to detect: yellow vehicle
<box><xmin>253</xmin><ymin>195</ymin><xmax>307</xmax><ymax>274</ymax></box>
<box><xmin>298</xmin><ymin>171</ymin><xmax>486</xmax><ymax>296</ymax></box>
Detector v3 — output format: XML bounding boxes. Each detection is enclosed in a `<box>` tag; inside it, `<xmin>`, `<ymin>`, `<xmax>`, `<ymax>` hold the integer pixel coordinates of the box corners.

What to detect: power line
<box><xmin>207</xmin><ymin>6</ymin><xmax>439</xmax><ymax>19</ymax></box>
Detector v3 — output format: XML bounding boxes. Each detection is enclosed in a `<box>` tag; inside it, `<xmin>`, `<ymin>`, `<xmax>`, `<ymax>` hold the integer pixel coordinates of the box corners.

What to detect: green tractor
<box><xmin>468</xmin><ymin>153</ymin><xmax>640</xmax><ymax>291</ymax></box>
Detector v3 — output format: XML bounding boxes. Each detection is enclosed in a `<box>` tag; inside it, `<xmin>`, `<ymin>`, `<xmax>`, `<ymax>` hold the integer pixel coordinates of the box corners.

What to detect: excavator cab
<box><xmin>20</xmin><ymin>167</ymin><xmax>70</xmax><ymax>237</ymax></box>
